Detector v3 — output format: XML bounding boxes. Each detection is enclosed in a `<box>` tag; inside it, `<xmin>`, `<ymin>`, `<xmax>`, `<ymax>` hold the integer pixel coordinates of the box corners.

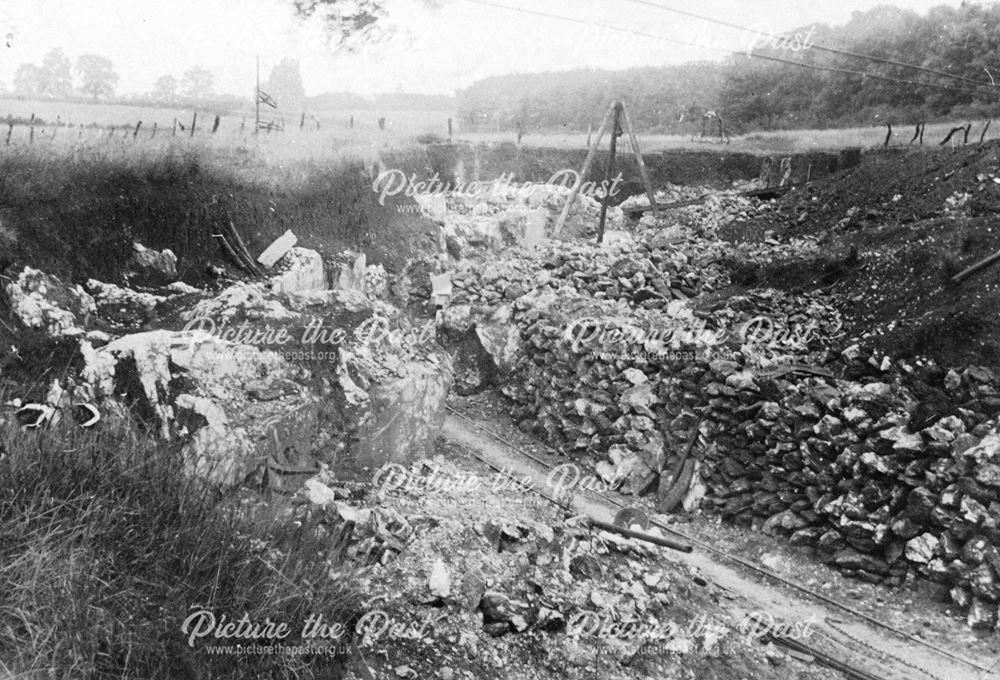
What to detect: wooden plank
<box><xmin>257</xmin><ymin>229</ymin><xmax>298</xmax><ymax>268</ymax></box>
<box><xmin>952</xmin><ymin>248</ymin><xmax>1000</xmax><ymax>284</ymax></box>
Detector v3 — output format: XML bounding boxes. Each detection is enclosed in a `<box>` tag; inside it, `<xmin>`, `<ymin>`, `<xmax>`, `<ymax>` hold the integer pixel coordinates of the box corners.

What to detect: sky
<box><xmin>0</xmin><ymin>0</ymin><xmax>974</xmax><ymax>98</ymax></box>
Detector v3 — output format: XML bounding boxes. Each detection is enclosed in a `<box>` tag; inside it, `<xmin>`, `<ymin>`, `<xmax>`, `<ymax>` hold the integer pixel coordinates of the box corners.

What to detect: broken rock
<box><xmin>128</xmin><ymin>242</ymin><xmax>178</xmax><ymax>285</ymax></box>
<box><xmin>5</xmin><ymin>267</ymin><xmax>95</xmax><ymax>337</ymax></box>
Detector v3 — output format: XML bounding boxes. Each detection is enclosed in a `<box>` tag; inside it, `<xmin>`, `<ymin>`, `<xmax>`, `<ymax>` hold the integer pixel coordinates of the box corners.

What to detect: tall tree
<box><xmin>13</xmin><ymin>63</ymin><xmax>44</xmax><ymax>97</ymax></box>
<box><xmin>40</xmin><ymin>49</ymin><xmax>72</xmax><ymax>98</ymax></box>
<box><xmin>75</xmin><ymin>54</ymin><xmax>118</xmax><ymax>101</ymax></box>
<box><xmin>153</xmin><ymin>75</ymin><xmax>179</xmax><ymax>103</ymax></box>
<box><xmin>181</xmin><ymin>66</ymin><xmax>214</xmax><ymax>99</ymax></box>
<box><xmin>262</xmin><ymin>58</ymin><xmax>306</xmax><ymax>113</ymax></box>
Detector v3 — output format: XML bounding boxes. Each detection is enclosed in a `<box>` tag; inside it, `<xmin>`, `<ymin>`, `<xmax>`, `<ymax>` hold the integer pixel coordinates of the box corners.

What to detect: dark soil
<box><xmin>725</xmin><ymin>141</ymin><xmax>1000</xmax><ymax>371</ymax></box>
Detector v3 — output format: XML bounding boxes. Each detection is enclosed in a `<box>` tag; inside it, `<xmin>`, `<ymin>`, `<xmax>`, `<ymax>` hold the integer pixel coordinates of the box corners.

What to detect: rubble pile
<box><xmin>490</xmin><ymin>285</ymin><xmax>1000</xmax><ymax>626</ymax></box>
<box><xmin>689</xmin><ymin>356</ymin><xmax>1000</xmax><ymax>629</ymax></box>
<box><xmin>416</xmin><ymin>181</ymin><xmax>626</xmax><ymax>251</ymax></box>
<box><xmin>622</xmin><ymin>184</ymin><xmax>773</xmax><ymax>238</ymax></box>
<box><xmin>3</xmin><ymin>238</ymin><xmax>453</xmax><ymax>487</ymax></box>
<box><xmin>448</xmin><ymin>236</ymin><xmax>730</xmax><ymax>314</ymax></box>
<box><xmin>435</xmin><ymin>191</ymin><xmax>1000</xmax><ymax>627</ymax></box>
<box><xmin>299</xmin><ymin>454</ymin><xmax>765</xmax><ymax>679</ymax></box>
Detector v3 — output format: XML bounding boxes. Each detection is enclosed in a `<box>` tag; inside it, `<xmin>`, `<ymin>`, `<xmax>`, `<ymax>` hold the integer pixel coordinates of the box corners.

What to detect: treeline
<box><xmin>307</xmin><ymin>91</ymin><xmax>454</xmax><ymax>111</ymax></box>
<box><xmin>457</xmin><ymin>3</ymin><xmax>1000</xmax><ymax>133</ymax></box>
<box><xmin>457</xmin><ymin>63</ymin><xmax>724</xmax><ymax>133</ymax></box>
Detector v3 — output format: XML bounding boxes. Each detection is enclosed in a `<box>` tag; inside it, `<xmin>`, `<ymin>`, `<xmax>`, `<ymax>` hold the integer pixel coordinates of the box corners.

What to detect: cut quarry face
<box><xmin>85</xmin><ymin>328</ymin><xmax>316</xmax><ymax>487</ymax></box>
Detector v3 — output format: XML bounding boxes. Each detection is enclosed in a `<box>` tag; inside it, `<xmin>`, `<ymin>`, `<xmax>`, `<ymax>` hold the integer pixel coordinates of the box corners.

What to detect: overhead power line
<box><xmin>463</xmin><ymin>0</ymin><xmax>991</xmax><ymax>97</ymax></box>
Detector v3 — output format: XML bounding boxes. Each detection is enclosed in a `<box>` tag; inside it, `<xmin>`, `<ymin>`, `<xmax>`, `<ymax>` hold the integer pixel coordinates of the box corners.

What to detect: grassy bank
<box><xmin>0</xmin><ymin>135</ymin><xmax>439</xmax><ymax>285</ymax></box>
<box><xmin>0</xmin><ymin>413</ymin><xmax>359</xmax><ymax>678</ymax></box>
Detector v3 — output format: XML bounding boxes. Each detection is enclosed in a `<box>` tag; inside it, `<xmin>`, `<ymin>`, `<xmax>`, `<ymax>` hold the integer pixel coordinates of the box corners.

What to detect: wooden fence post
<box><xmin>133</xmin><ymin>121</ymin><xmax>142</xmax><ymax>139</ymax></box>
<box><xmin>980</xmin><ymin>120</ymin><xmax>992</xmax><ymax>145</ymax></box>
<box><xmin>190</xmin><ymin>112</ymin><xmax>197</xmax><ymax>137</ymax></box>
<box><xmin>212</xmin><ymin>115</ymin><xmax>220</xmax><ymax>133</ymax></box>
<box><xmin>151</xmin><ymin>122</ymin><xmax>157</xmax><ymax>138</ymax></box>
<box><xmin>29</xmin><ymin>113</ymin><xmax>35</xmax><ymax>143</ymax></box>
<box><xmin>940</xmin><ymin>125</ymin><xmax>968</xmax><ymax>146</ymax></box>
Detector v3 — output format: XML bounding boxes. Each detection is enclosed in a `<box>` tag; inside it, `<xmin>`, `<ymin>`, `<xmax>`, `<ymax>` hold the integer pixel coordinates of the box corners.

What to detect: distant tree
<box><xmin>11</xmin><ymin>50</ymin><xmax>73</xmax><ymax>99</ymax></box>
<box><xmin>13</xmin><ymin>63</ymin><xmax>44</xmax><ymax>96</ymax></box>
<box><xmin>153</xmin><ymin>75</ymin><xmax>179</xmax><ymax>103</ymax></box>
<box><xmin>181</xmin><ymin>66</ymin><xmax>214</xmax><ymax>99</ymax></box>
<box><xmin>262</xmin><ymin>58</ymin><xmax>306</xmax><ymax>112</ymax></box>
<box><xmin>40</xmin><ymin>49</ymin><xmax>73</xmax><ymax>98</ymax></box>
<box><xmin>75</xmin><ymin>54</ymin><xmax>118</xmax><ymax>101</ymax></box>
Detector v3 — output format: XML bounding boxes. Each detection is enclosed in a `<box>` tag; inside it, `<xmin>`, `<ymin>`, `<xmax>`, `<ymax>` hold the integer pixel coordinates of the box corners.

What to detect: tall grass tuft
<box><xmin>0</xmin><ymin>412</ymin><xmax>359</xmax><ymax>679</ymax></box>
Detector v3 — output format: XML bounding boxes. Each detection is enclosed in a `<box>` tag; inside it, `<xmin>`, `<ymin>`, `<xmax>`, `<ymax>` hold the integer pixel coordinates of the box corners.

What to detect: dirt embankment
<box><xmin>725</xmin><ymin>142</ymin><xmax>1000</xmax><ymax>370</ymax></box>
<box><xmin>418</xmin><ymin>142</ymin><xmax>851</xmax><ymax>197</ymax></box>
<box><xmin>0</xmin><ymin>150</ymin><xmax>439</xmax><ymax>287</ymax></box>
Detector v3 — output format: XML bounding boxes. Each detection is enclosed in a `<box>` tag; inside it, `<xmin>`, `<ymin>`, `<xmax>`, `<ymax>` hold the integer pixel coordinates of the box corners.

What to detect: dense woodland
<box><xmin>456</xmin><ymin>3</ymin><xmax>1000</xmax><ymax>133</ymax></box>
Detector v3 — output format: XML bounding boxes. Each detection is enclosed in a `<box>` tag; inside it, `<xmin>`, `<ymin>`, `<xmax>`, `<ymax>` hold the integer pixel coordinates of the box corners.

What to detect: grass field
<box><xmin>461</xmin><ymin>119</ymin><xmax>998</xmax><ymax>154</ymax></box>
<box><xmin>3</xmin><ymin>97</ymin><xmax>994</xmax><ymax>162</ymax></box>
<box><xmin>0</xmin><ymin>97</ymin><xmax>456</xmax><ymax>166</ymax></box>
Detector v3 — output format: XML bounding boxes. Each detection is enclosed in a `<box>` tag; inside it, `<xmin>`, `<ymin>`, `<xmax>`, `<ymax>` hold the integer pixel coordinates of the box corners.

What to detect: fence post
<box><xmin>29</xmin><ymin>113</ymin><xmax>35</xmax><ymax>143</ymax></box>
<box><xmin>212</xmin><ymin>115</ymin><xmax>220</xmax><ymax>133</ymax></box>
<box><xmin>6</xmin><ymin>115</ymin><xmax>12</xmax><ymax>146</ymax></box>
<box><xmin>151</xmin><ymin>122</ymin><xmax>157</xmax><ymax>138</ymax></box>
<box><xmin>133</xmin><ymin>121</ymin><xmax>142</xmax><ymax>139</ymax></box>
<box><xmin>300</xmin><ymin>112</ymin><xmax>305</xmax><ymax>129</ymax></box>
<box><xmin>190</xmin><ymin>112</ymin><xmax>197</xmax><ymax>138</ymax></box>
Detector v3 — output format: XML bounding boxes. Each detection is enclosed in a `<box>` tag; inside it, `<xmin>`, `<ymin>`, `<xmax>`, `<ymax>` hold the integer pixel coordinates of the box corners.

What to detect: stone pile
<box><xmin>689</xmin><ymin>356</ymin><xmax>1000</xmax><ymax>629</ymax></box>
<box><xmin>623</xmin><ymin>185</ymin><xmax>771</xmax><ymax>238</ymax></box>
<box><xmin>415</xmin><ymin>181</ymin><xmax>626</xmax><ymax>251</ymax></box>
<box><xmin>448</xmin><ymin>236</ymin><xmax>730</xmax><ymax>314</ymax></box>
<box><xmin>438</xmin><ymin>220</ymin><xmax>1000</xmax><ymax>628</ymax></box>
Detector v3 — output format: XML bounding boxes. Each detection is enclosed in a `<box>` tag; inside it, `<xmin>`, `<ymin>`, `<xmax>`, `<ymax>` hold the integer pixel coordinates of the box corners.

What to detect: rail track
<box><xmin>442</xmin><ymin>404</ymin><xmax>998</xmax><ymax>680</ymax></box>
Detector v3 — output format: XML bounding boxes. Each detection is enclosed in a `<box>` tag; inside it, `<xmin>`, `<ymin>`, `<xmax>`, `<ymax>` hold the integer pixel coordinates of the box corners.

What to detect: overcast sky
<box><xmin>0</xmin><ymin>0</ymin><xmax>973</xmax><ymax>97</ymax></box>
